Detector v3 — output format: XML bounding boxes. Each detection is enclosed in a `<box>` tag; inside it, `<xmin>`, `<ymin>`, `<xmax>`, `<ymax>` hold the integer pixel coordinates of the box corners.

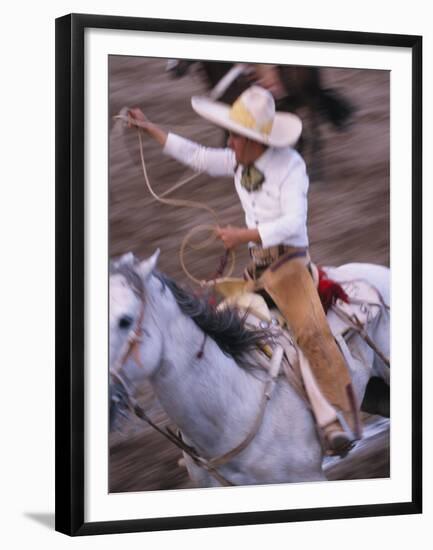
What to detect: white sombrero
<box><xmin>191</xmin><ymin>85</ymin><xmax>302</xmax><ymax>148</ymax></box>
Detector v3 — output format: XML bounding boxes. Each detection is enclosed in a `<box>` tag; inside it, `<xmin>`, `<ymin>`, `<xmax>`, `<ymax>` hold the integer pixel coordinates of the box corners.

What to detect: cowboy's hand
<box><xmin>214</xmin><ymin>226</ymin><xmax>247</xmax><ymax>250</ymax></box>
<box><xmin>127</xmin><ymin>109</ymin><xmax>168</xmax><ymax>147</ymax></box>
<box><xmin>127</xmin><ymin>107</ymin><xmax>151</xmax><ymax>130</ymax></box>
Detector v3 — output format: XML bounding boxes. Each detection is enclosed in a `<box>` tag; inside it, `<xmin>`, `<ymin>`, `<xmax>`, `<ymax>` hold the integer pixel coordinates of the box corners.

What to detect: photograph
<box><xmin>108</xmin><ymin>55</ymin><xmax>391</xmax><ymax>493</ymax></box>
<box><xmin>55</xmin><ymin>14</ymin><xmax>422</xmax><ymax>535</ymax></box>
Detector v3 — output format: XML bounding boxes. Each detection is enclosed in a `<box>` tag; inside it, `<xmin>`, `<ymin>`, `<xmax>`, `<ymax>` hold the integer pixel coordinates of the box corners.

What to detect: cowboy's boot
<box><xmin>297</xmin><ymin>347</ymin><xmax>355</xmax><ymax>456</ymax></box>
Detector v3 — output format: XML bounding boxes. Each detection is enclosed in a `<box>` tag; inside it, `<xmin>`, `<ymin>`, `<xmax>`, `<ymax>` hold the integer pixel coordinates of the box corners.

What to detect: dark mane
<box><xmin>110</xmin><ymin>260</ymin><xmax>144</xmax><ymax>297</ymax></box>
<box><xmin>154</xmin><ymin>272</ymin><xmax>270</xmax><ymax>366</ymax></box>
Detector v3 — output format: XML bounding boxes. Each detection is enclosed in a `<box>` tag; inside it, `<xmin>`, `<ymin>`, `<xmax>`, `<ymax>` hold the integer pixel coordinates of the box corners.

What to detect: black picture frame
<box><xmin>55</xmin><ymin>13</ymin><xmax>422</xmax><ymax>536</ymax></box>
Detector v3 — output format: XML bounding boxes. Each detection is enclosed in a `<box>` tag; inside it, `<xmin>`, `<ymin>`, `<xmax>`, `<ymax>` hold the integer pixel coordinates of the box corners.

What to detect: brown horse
<box><xmin>167</xmin><ymin>60</ymin><xmax>355</xmax><ymax>181</ymax></box>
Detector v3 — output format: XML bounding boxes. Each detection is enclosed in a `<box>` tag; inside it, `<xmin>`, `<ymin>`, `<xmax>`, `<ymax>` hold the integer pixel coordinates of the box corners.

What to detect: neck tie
<box><xmin>240</xmin><ymin>165</ymin><xmax>265</xmax><ymax>192</ymax></box>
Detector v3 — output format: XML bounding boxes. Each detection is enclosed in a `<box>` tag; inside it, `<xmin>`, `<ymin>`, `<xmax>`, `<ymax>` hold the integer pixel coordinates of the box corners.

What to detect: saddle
<box><xmin>204</xmin><ymin>273</ymin><xmax>387</xmax><ymax>404</ymax></box>
<box><xmin>207</xmin><ymin>274</ymin><xmax>383</xmax><ymax>336</ymax></box>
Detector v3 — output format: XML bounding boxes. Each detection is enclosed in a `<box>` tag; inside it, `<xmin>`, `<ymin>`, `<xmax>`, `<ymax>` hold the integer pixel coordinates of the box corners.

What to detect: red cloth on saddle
<box><xmin>317</xmin><ymin>267</ymin><xmax>349</xmax><ymax>312</ymax></box>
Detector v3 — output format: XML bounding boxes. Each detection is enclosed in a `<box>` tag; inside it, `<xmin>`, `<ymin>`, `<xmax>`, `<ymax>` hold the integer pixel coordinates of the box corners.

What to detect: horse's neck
<box><xmin>145</xmin><ymin>277</ymin><xmax>263</xmax><ymax>455</ymax></box>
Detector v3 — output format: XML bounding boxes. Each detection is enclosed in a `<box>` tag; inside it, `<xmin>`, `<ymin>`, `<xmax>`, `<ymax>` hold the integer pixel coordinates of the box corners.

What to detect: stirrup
<box><xmin>322</xmin><ymin>412</ymin><xmax>357</xmax><ymax>458</ymax></box>
<box><xmin>335</xmin><ymin>410</ymin><xmax>357</xmax><ymax>442</ymax></box>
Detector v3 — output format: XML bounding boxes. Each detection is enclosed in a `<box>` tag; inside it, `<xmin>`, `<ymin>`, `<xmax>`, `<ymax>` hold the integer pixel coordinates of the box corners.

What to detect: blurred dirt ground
<box><xmin>108</xmin><ymin>56</ymin><xmax>390</xmax><ymax>493</ymax></box>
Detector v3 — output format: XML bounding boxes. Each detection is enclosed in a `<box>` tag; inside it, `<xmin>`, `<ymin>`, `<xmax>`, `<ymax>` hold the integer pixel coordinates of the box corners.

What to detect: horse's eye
<box><xmin>118</xmin><ymin>315</ymin><xmax>133</xmax><ymax>329</ymax></box>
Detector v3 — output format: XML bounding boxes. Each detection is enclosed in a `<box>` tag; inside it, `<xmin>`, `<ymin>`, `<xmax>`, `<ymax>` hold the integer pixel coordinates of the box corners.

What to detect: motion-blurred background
<box><xmin>109</xmin><ymin>56</ymin><xmax>389</xmax><ymax>493</ymax></box>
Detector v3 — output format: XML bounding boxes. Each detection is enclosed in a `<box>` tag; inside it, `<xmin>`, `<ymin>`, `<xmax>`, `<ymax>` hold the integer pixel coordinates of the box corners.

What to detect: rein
<box><xmin>332</xmin><ymin>278</ymin><xmax>390</xmax><ymax>368</ymax></box>
<box><xmin>111</xmin><ymin>369</ymin><xmax>235</xmax><ymax>486</ymax></box>
<box><xmin>113</xmin><ymin>344</ymin><xmax>284</xmax><ymax>487</ymax></box>
<box><xmin>114</xmin><ymin>114</ymin><xmax>236</xmax><ymax>285</ymax></box>
<box><xmin>110</xmin><ymin>283</ymin><xmax>285</xmax><ymax>486</ymax></box>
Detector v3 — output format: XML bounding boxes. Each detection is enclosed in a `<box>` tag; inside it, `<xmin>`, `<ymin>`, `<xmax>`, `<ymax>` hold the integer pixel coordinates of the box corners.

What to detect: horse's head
<box><xmin>109</xmin><ymin>249</ymin><xmax>163</xmax><ymax>380</ymax></box>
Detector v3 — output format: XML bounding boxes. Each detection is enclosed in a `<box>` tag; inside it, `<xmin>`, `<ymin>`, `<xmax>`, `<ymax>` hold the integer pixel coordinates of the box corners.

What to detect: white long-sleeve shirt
<box><xmin>163</xmin><ymin>132</ymin><xmax>309</xmax><ymax>249</ymax></box>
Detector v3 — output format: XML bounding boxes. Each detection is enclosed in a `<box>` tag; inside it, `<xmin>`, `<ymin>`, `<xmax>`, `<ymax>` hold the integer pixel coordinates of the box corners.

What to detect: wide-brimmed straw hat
<box><xmin>191</xmin><ymin>85</ymin><xmax>302</xmax><ymax>147</ymax></box>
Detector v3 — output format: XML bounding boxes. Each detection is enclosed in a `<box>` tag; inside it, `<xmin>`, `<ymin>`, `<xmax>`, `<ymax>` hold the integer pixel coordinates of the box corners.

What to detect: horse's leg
<box><xmin>362</xmin><ymin>313</ymin><xmax>390</xmax><ymax>417</ymax></box>
<box><xmin>371</xmin><ymin>309</ymin><xmax>390</xmax><ymax>383</ymax></box>
<box><xmin>361</xmin><ymin>376</ymin><xmax>390</xmax><ymax>417</ymax></box>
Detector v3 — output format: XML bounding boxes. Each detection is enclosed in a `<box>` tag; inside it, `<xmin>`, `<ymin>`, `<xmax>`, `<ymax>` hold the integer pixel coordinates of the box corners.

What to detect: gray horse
<box><xmin>109</xmin><ymin>251</ymin><xmax>390</xmax><ymax>487</ymax></box>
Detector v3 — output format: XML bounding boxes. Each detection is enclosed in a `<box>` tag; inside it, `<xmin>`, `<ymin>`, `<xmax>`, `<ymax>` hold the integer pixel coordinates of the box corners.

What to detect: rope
<box><xmin>111</xmin><ymin>339</ymin><xmax>285</xmax><ymax>486</ymax></box>
<box><xmin>137</xmin><ymin>130</ymin><xmax>218</xmax><ymax>220</ymax></box>
<box><xmin>114</xmin><ymin>113</ymin><xmax>236</xmax><ymax>284</ymax></box>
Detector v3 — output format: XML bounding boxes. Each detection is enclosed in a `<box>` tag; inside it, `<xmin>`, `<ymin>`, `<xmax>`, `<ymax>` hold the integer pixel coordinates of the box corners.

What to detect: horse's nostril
<box><xmin>119</xmin><ymin>315</ymin><xmax>133</xmax><ymax>329</ymax></box>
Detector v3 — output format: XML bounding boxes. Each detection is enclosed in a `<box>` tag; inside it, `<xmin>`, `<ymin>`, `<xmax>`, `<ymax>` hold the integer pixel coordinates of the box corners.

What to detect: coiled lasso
<box><xmin>113</xmin><ymin>112</ymin><xmax>235</xmax><ymax>285</ymax></box>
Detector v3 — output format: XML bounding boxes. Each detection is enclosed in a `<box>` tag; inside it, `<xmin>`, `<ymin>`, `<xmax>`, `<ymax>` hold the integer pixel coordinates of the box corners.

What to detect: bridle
<box><xmin>109</xmin><ymin>272</ymin><xmax>286</xmax><ymax>487</ymax></box>
<box><xmin>110</xmin><ymin>285</ymin><xmax>147</xmax><ymax>379</ymax></box>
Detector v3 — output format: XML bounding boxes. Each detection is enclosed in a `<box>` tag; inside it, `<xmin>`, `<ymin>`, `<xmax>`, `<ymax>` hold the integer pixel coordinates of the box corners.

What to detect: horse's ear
<box><xmin>112</xmin><ymin>251</ymin><xmax>136</xmax><ymax>270</ymax></box>
<box><xmin>120</xmin><ymin>252</ymin><xmax>135</xmax><ymax>265</ymax></box>
<box><xmin>139</xmin><ymin>249</ymin><xmax>160</xmax><ymax>281</ymax></box>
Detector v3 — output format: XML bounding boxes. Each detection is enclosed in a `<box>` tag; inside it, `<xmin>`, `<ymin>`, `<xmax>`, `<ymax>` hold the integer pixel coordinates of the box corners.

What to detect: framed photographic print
<box><xmin>55</xmin><ymin>13</ymin><xmax>422</xmax><ymax>536</ymax></box>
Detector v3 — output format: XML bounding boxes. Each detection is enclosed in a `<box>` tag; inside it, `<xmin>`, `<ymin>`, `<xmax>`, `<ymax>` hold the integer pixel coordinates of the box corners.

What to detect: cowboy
<box><xmin>127</xmin><ymin>85</ymin><xmax>360</xmax><ymax>455</ymax></box>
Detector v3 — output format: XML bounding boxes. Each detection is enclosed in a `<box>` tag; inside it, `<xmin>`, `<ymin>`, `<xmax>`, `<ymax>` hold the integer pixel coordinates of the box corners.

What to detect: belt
<box><xmin>249</xmin><ymin>245</ymin><xmax>307</xmax><ymax>267</ymax></box>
